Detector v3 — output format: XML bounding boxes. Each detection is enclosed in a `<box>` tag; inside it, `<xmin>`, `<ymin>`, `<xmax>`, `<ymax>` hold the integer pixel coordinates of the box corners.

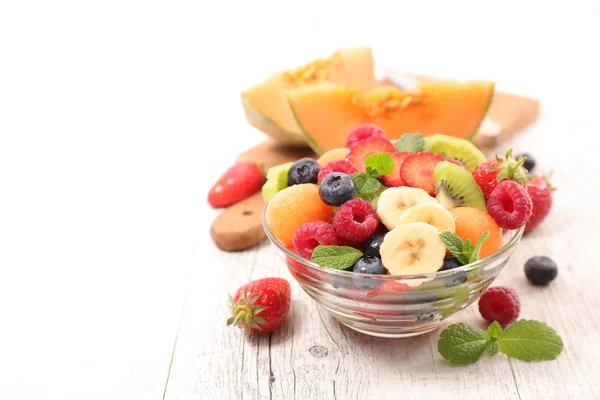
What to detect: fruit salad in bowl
<box><xmin>262</xmin><ymin>126</ymin><xmax>531</xmax><ymax>338</ymax></box>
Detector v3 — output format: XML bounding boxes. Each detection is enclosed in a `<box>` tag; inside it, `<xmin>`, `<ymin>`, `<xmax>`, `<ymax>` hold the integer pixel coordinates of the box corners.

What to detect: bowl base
<box><xmin>337</xmin><ymin>319</ymin><xmax>441</xmax><ymax>338</ymax></box>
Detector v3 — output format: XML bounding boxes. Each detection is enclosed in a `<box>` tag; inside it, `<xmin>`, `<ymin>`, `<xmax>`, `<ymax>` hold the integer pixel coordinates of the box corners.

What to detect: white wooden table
<box><xmin>164</xmin><ymin>123</ymin><xmax>600</xmax><ymax>399</ymax></box>
<box><xmin>3</xmin><ymin>2</ymin><xmax>600</xmax><ymax>399</ymax></box>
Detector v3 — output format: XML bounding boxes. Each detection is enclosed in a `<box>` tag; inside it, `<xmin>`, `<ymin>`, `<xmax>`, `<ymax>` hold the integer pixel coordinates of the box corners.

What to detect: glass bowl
<box><xmin>262</xmin><ymin>207</ymin><xmax>524</xmax><ymax>338</ymax></box>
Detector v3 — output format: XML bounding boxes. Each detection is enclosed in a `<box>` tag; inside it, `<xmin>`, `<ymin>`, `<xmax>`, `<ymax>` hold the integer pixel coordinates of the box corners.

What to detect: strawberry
<box><xmin>347</xmin><ymin>136</ymin><xmax>395</xmax><ymax>172</ymax></box>
<box><xmin>366</xmin><ymin>280</ymin><xmax>411</xmax><ymax>298</ymax></box>
<box><xmin>472</xmin><ymin>149</ymin><xmax>529</xmax><ymax>199</ymax></box>
<box><xmin>525</xmin><ymin>175</ymin><xmax>554</xmax><ymax>233</ymax></box>
<box><xmin>399</xmin><ymin>152</ymin><xmax>445</xmax><ymax>195</ymax></box>
<box><xmin>381</xmin><ymin>152</ymin><xmax>411</xmax><ymax>187</ymax></box>
<box><xmin>208</xmin><ymin>162</ymin><xmax>264</xmax><ymax>208</ymax></box>
<box><xmin>227</xmin><ymin>277</ymin><xmax>291</xmax><ymax>335</ymax></box>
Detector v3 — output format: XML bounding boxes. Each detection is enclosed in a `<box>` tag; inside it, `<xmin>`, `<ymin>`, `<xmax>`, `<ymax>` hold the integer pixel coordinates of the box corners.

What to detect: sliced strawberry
<box><xmin>347</xmin><ymin>136</ymin><xmax>395</xmax><ymax>172</ymax></box>
<box><xmin>400</xmin><ymin>152</ymin><xmax>445</xmax><ymax>195</ymax></box>
<box><xmin>381</xmin><ymin>152</ymin><xmax>411</xmax><ymax>187</ymax></box>
<box><xmin>366</xmin><ymin>280</ymin><xmax>411</xmax><ymax>298</ymax></box>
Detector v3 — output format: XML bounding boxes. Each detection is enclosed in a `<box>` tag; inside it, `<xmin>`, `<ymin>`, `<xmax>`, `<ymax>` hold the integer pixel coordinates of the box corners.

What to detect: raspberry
<box><xmin>317</xmin><ymin>159</ymin><xmax>358</xmax><ymax>184</ymax></box>
<box><xmin>345</xmin><ymin>124</ymin><xmax>385</xmax><ymax>149</ymax></box>
<box><xmin>486</xmin><ymin>180</ymin><xmax>533</xmax><ymax>229</ymax></box>
<box><xmin>293</xmin><ymin>221</ymin><xmax>341</xmax><ymax>259</ymax></box>
<box><xmin>478</xmin><ymin>286</ymin><xmax>520</xmax><ymax>327</ymax></box>
<box><xmin>333</xmin><ymin>198</ymin><xmax>379</xmax><ymax>245</ymax></box>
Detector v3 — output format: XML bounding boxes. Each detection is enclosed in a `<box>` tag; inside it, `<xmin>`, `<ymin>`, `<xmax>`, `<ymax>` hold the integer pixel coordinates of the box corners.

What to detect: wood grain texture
<box><xmin>166</xmin><ymin>108</ymin><xmax>600</xmax><ymax>399</ymax></box>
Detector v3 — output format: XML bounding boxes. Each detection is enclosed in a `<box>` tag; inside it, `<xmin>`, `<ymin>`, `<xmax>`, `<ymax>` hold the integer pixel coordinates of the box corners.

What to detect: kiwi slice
<box><xmin>261</xmin><ymin>162</ymin><xmax>293</xmax><ymax>202</ymax></box>
<box><xmin>433</xmin><ymin>161</ymin><xmax>486</xmax><ymax>210</ymax></box>
<box><xmin>424</xmin><ymin>134</ymin><xmax>486</xmax><ymax>172</ymax></box>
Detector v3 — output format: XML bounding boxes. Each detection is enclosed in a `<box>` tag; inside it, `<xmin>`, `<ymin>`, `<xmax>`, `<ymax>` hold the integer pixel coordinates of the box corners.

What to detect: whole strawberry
<box><xmin>227</xmin><ymin>278</ymin><xmax>291</xmax><ymax>335</ymax></box>
<box><xmin>208</xmin><ymin>162</ymin><xmax>264</xmax><ymax>208</ymax></box>
<box><xmin>472</xmin><ymin>150</ymin><xmax>529</xmax><ymax>199</ymax></box>
<box><xmin>525</xmin><ymin>175</ymin><xmax>554</xmax><ymax>233</ymax></box>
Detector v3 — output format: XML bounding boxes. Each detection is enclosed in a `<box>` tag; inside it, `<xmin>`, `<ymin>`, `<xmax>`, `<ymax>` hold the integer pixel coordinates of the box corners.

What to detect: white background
<box><xmin>1</xmin><ymin>1</ymin><xmax>599</xmax><ymax>399</ymax></box>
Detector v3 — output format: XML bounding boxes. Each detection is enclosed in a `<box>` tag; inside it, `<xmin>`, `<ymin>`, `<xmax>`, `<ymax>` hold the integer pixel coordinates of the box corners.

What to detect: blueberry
<box><xmin>287</xmin><ymin>158</ymin><xmax>320</xmax><ymax>185</ymax></box>
<box><xmin>352</xmin><ymin>256</ymin><xmax>386</xmax><ymax>289</ymax></box>
<box><xmin>440</xmin><ymin>273</ymin><xmax>468</xmax><ymax>287</ymax></box>
<box><xmin>439</xmin><ymin>257</ymin><xmax>463</xmax><ymax>271</ymax></box>
<box><xmin>516</xmin><ymin>152</ymin><xmax>535</xmax><ymax>173</ymax></box>
<box><xmin>364</xmin><ymin>235</ymin><xmax>384</xmax><ymax>258</ymax></box>
<box><xmin>524</xmin><ymin>256</ymin><xmax>557</xmax><ymax>286</ymax></box>
<box><xmin>329</xmin><ymin>267</ymin><xmax>353</xmax><ymax>289</ymax></box>
<box><xmin>319</xmin><ymin>173</ymin><xmax>355</xmax><ymax>206</ymax></box>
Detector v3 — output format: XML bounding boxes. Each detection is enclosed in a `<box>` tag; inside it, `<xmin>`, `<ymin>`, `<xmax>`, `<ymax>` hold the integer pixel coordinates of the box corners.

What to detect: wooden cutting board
<box><xmin>211</xmin><ymin>74</ymin><xmax>540</xmax><ymax>251</ymax></box>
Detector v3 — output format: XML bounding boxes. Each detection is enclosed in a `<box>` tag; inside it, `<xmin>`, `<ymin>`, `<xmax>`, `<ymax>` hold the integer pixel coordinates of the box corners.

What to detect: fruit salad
<box><xmin>264</xmin><ymin>125</ymin><xmax>534</xmax><ymax>287</ymax></box>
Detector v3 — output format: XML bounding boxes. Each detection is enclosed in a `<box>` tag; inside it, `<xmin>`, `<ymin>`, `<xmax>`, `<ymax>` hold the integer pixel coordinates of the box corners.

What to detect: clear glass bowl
<box><xmin>262</xmin><ymin>207</ymin><xmax>524</xmax><ymax>338</ymax></box>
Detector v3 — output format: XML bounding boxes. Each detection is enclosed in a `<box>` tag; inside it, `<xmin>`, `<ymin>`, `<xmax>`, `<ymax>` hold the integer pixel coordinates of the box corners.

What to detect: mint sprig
<box><xmin>311</xmin><ymin>245</ymin><xmax>363</xmax><ymax>270</ymax></box>
<box><xmin>439</xmin><ymin>231</ymin><xmax>489</xmax><ymax>265</ymax></box>
<box><xmin>394</xmin><ymin>133</ymin><xmax>425</xmax><ymax>153</ymax></box>
<box><xmin>438</xmin><ymin>320</ymin><xmax>563</xmax><ymax>365</ymax></box>
<box><xmin>351</xmin><ymin>152</ymin><xmax>393</xmax><ymax>201</ymax></box>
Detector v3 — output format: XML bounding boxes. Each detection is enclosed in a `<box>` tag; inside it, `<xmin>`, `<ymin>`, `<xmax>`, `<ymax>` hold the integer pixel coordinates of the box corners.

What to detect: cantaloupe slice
<box><xmin>241</xmin><ymin>47</ymin><xmax>376</xmax><ymax>146</ymax></box>
<box><xmin>288</xmin><ymin>81</ymin><xmax>495</xmax><ymax>154</ymax></box>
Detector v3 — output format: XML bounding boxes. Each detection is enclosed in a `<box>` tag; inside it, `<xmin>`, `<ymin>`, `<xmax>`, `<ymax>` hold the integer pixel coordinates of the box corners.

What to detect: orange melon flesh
<box><xmin>288</xmin><ymin>81</ymin><xmax>495</xmax><ymax>154</ymax></box>
<box><xmin>241</xmin><ymin>47</ymin><xmax>376</xmax><ymax>146</ymax></box>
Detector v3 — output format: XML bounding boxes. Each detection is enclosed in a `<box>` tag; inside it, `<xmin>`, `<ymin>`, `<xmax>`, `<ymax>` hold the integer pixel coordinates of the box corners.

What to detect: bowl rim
<box><xmin>262</xmin><ymin>204</ymin><xmax>524</xmax><ymax>280</ymax></box>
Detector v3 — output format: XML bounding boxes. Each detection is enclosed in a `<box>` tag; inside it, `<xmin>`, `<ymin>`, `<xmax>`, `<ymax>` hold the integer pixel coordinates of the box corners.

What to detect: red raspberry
<box><xmin>293</xmin><ymin>221</ymin><xmax>342</xmax><ymax>259</ymax></box>
<box><xmin>345</xmin><ymin>124</ymin><xmax>385</xmax><ymax>149</ymax></box>
<box><xmin>487</xmin><ymin>180</ymin><xmax>533</xmax><ymax>229</ymax></box>
<box><xmin>478</xmin><ymin>286</ymin><xmax>520</xmax><ymax>327</ymax></box>
<box><xmin>525</xmin><ymin>175</ymin><xmax>554</xmax><ymax>233</ymax></box>
<box><xmin>333</xmin><ymin>198</ymin><xmax>379</xmax><ymax>245</ymax></box>
<box><xmin>317</xmin><ymin>159</ymin><xmax>358</xmax><ymax>184</ymax></box>
<box><xmin>472</xmin><ymin>150</ymin><xmax>529</xmax><ymax>199</ymax></box>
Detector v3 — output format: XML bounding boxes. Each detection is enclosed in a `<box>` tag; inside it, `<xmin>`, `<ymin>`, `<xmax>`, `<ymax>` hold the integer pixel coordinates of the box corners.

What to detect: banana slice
<box><xmin>376</xmin><ymin>187</ymin><xmax>437</xmax><ymax>230</ymax></box>
<box><xmin>380</xmin><ymin>222</ymin><xmax>446</xmax><ymax>287</ymax></box>
<box><xmin>397</xmin><ymin>203</ymin><xmax>456</xmax><ymax>233</ymax></box>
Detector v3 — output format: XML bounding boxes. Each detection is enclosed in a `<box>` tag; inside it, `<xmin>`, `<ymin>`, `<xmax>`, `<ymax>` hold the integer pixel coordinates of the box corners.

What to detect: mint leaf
<box><xmin>352</xmin><ymin>172</ymin><xmax>368</xmax><ymax>191</ymax></box>
<box><xmin>439</xmin><ymin>231</ymin><xmax>489</xmax><ymax>265</ymax></box>
<box><xmin>439</xmin><ymin>232</ymin><xmax>464</xmax><ymax>258</ymax></box>
<box><xmin>487</xmin><ymin>321</ymin><xmax>503</xmax><ymax>340</ymax></box>
<box><xmin>486</xmin><ymin>341</ymin><xmax>500</xmax><ymax>356</ymax></box>
<box><xmin>462</xmin><ymin>240</ymin><xmax>474</xmax><ymax>263</ymax></box>
<box><xmin>359</xmin><ymin>185</ymin><xmax>387</xmax><ymax>206</ymax></box>
<box><xmin>352</xmin><ymin>172</ymin><xmax>381</xmax><ymax>195</ymax></box>
<box><xmin>361</xmin><ymin>177</ymin><xmax>381</xmax><ymax>194</ymax></box>
<box><xmin>471</xmin><ymin>231</ymin><xmax>490</xmax><ymax>263</ymax></box>
<box><xmin>437</xmin><ymin>323</ymin><xmax>488</xmax><ymax>365</ymax></box>
<box><xmin>439</xmin><ymin>233</ymin><xmax>470</xmax><ymax>265</ymax></box>
<box><xmin>498</xmin><ymin>320</ymin><xmax>564</xmax><ymax>361</ymax></box>
<box><xmin>395</xmin><ymin>133</ymin><xmax>425</xmax><ymax>153</ymax></box>
<box><xmin>365</xmin><ymin>152</ymin><xmax>394</xmax><ymax>175</ymax></box>
<box><xmin>311</xmin><ymin>245</ymin><xmax>363</xmax><ymax>270</ymax></box>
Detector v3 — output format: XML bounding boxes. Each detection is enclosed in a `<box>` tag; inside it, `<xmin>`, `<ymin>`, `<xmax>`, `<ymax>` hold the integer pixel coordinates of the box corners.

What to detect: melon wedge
<box><xmin>241</xmin><ymin>47</ymin><xmax>376</xmax><ymax>146</ymax></box>
<box><xmin>288</xmin><ymin>81</ymin><xmax>495</xmax><ymax>154</ymax></box>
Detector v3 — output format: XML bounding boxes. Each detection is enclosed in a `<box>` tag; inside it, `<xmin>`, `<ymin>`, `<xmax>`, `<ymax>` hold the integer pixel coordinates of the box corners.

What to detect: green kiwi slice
<box><xmin>424</xmin><ymin>134</ymin><xmax>486</xmax><ymax>172</ymax></box>
<box><xmin>433</xmin><ymin>161</ymin><xmax>486</xmax><ymax>210</ymax></box>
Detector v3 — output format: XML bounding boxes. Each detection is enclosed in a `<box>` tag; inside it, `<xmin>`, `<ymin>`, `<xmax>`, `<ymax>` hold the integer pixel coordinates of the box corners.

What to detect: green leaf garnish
<box><xmin>394</xmin><ymin>133</ymin><xmax>425</xmax><ymax>153</ymax></box>
<box><xmin>437</xmin><ymin>323</ymin><xmax>488</xmax><ymax>365</ymax></box>
<box><xmin>352</xmin><ymin>172</ymin><xmax>382</xmax><ymax>195</ymax></box>
<box><xmin>438</xmin><ymin>319</ymin><xmax>564</xmax><ymax>365</ymax></box>
<box><xmin>497</xmin><ymin>320</ymin><xmax>564</xmax><ymax>361</ymax></box>
<box><xmin>364</xmin><ymin>152</ymin><xmax>394</xmax><ymax>175</ymax></box>
<box><xmin>311</xmin><ymin>245</ymin><xmax>363</xmax><ymax>270</ymax></box>
<box><xmin>487</xmin><ymin>321</ymin><xmax>503</xmax><ymax>340</ymax></box>
<box><xmin>438</xmin><ymin>231</ymin><xmax>489</xmax><ymax>265</ymax></box>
